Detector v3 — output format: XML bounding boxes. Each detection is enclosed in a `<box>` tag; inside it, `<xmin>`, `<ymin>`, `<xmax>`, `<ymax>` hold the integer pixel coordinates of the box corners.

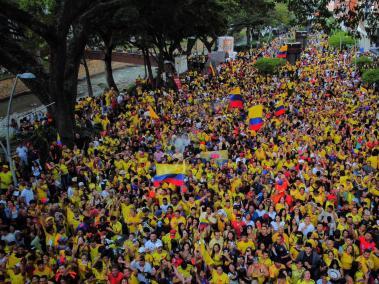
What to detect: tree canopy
<box><xmin>254</xmin><ymin>57</ymin><xmax>286</xmax><ymax>75</ymax></box>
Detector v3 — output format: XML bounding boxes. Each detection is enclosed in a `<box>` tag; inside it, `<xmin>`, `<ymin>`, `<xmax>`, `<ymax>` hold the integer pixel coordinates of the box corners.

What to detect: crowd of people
<box><xmin>0</xmin><ymin>32</ymin><xmax>378</xmax><ymax>284</ymax></box>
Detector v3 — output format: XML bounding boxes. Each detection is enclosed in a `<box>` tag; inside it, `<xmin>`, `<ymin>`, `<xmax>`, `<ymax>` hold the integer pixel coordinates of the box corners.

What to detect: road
<box><xmin>0</xmin><ymin>65</ymin><xmax>151</xmax><ymax>118</ymax></box>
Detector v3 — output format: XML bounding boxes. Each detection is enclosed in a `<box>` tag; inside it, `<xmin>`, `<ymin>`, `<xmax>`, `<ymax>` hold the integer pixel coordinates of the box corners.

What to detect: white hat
<box><xmin>78</xmin><ymin>182</ymin><xmax>84</xmax><ymax>187</ymax></box>
<box><xmin>138</xmin><ymin>247</ymin><xmax>146</xmax><ymax>254</ymax></box>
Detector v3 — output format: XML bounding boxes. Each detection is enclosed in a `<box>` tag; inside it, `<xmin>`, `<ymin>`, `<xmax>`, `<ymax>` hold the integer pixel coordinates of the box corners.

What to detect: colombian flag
<box><xmin>274</xmin><ymin>101</ymin><xmax>285</xmax><ymax>116</ymax></box>
<box><xmin>153</xmin><ymin>163</ymin><xmax>185</xmax><ymax>187</ymax></box>
<box><xmin>229</xmin><ymin>87</ymin><xmax>244</xmax><ymax>109</ymax></box>
<box><xmin>248</xmin><ymin>105</ymin><xmax>263</xmax><ymax>131</ymax></box>
<box><xmin>277</xmin><ymin>45</ymin><xmax>288</xmax><ymax>58</ymax></box>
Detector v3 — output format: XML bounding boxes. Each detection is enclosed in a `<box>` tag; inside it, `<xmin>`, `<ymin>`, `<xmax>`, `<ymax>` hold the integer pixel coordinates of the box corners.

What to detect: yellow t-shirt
<box><xmin>7</xmin><ymin>270</ymin><xmax>24</xmax><ymax>284</ymax></box>
<box><xmin>211</xmin><ymin>271</ymin><xmax>229</xmax><ymax>284</ymax></box>
<box><xmin>0</xmin><ymin>171</ymin><xmax>12</xmax><ymax>189</ymax></box>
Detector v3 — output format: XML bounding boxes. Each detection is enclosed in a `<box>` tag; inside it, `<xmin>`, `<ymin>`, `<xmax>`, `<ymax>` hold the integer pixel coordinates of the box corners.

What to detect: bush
<box><xmin>362</xmin><ymin>69</ymin><xmax>379</xmax><ymax>85</ymax></box>
<box><xmin>254</xmin><ymin>57</ymin><xmax>286</xmax><ymax>75</ymax></box>
<box><xmin>328</xmin><ymin>31</ymin><xmax>355</xmax><ymax>49</ymax></box>
<box><xmin>354</xmin><ymin>56</ymin><xmax>373</xmax><ymax>71</ymax></box>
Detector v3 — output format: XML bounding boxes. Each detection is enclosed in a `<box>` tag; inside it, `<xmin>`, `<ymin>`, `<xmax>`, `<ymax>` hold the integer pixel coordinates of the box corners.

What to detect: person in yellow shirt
<box><xmin>6</xmin><ymin>266</ymin><xmax>24</xmax><ymax>284</ymax></box>
<box><xmin>151</xmin><ymin>244</ymin><xmax>169</xmax><ymax>267</ymax></box>
<box><xmin>33</xmin><ymin>260</ymin><xmax>53</xmax><ymax>279</ymax></box>
<box><xmin>210</xmin><ymin>265</ymin><xmax>229</xmax><ymax>284</ymax></box>
<box><xmin>297</xmin><ymin>270</ymin><xmax>315</xmax><ymax>284</ymax></box>
<box><xmin>236</xmin><ymin>233</ymin><xmax>255</xmax><ymax>254</ymax></box>
<box><xmin>0</xmin><ymin>165</ymin><xmax>12</xmax><ymax>191</ymax></box>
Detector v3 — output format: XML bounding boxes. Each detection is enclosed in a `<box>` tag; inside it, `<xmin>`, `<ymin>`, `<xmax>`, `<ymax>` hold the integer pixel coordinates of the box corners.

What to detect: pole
<box><xmin>354</xmin><ymin>38</ymin><xmax>357</xmax><ymax>71</ymax></box>
<box><xmin>0</xmin><ymin>141</ymin><xmax>7</xmax><ymax>161</ymax></box>
<box><xmin>6</xmin><ymin>75</ymin><xmax>18</xmax><ymax>186</ymax></box>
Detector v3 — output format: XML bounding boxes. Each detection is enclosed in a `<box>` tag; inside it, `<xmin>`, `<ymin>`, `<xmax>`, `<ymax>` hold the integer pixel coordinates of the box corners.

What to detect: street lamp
<box><xmin>6</xmin><ymin>72</ymin><xmax>36</xmax><ymax>186</ymax></box>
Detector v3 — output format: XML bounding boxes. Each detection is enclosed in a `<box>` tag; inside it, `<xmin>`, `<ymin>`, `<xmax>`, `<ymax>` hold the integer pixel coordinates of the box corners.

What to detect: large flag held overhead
<box><xmin>274</xmin><ymin>100</ymin><xmax>285</xmax><ymax>116</ymax></box>
<box><xmin>229</xmin><ymin>87</ymin><xmax>244</xmax><ymax>109</ymax></box>
<box><xmin>148</xmin><ymin>105</ymin><xmax>160</xmax><ymax>120</ymax></box>
<box><xmin>248</xmin><ymin>105</ymin><xmax>264</xmax><ymax>131</ymax></box>
<box><xmin>277</xmin><ymin>45</ymin><xmax>288</xmax><ymax>58</ymax></box>
<box><xmin>153</xmin><ymin>163</ymin><xmax>186</xmax><ymax>187</ymax></box>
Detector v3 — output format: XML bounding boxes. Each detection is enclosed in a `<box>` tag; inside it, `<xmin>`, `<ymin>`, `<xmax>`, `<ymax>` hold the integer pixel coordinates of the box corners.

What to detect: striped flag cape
<box><xmin>229</xmin><ymin>87</ymin><xmax>244</xmax><ymax>109</ymax></box>
<box><xmin>274</xmin><ymin>100</ymin><xmax>285</xmax><ymax>116</ymax></box>
<box><xmin>248</xmin><ymin>105</ymin><xmax>264</xmax><ymax>131</ymax></box>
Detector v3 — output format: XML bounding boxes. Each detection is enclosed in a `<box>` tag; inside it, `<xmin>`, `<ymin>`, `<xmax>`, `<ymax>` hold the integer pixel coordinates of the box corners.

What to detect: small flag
<box><xmin>57</xmin><ymin>133</ymin><xmax>62</xmax><ymax>146</ymax></box>
<box><xmin>148</xmin><ymin>105</ymin><xmax>159</xmax><ymax>120</ymax></box>
<box><xmin>274</xmin><ymin>101</ymin><xmax>285</xmax><ymax>116</ymax></box>
<box><xmin>173</xmin><ymin>77</ymin><xmax>182</xmax><ymax>90</ymax></box>
<box><xmin>209</xmin><ymin>64</ymin><xmax>216</xmax><ymax>76</ymax></box>
<box><xmin>277</xmin><ymin>45</ymin><xmax>288</xmax><ymax>58</ymax></box>
<box><xmin>229</xmin><ymin>87</ymin><xmax>244</xmax><ymax>109</ymax></box>
<box><xmin>248</xmin><ymin>105</ymin><xmax>264</xmax><ymax>131</ymax></box>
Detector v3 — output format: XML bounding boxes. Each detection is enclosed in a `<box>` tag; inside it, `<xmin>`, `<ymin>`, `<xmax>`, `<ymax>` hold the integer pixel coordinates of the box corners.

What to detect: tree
<box><xmin>254</xmin><ymin>58</ymin><xmax>286</xmax><ymax>76</ymax></box>
<box><xmin>362</xmin><ymin>69</ymin><xmax>379</xmax><ymax>86</ymax></box>
<box><xmin>228</xmin><ymin>0</ymin><xmax>275</xmax><ymax>47</ymax></box>
<box><xmin>0</xmin><ymin>0</ymin><xmax>127</xmax><ymax>146</ymax></box>
<box><xmin>285</xmin><ymin>0</ymin><xmax>379</xmax><ymax>43</ymax></box>
<box><xmin>270</xmin><ymin>3</ymin><xmax>296</xmax><ymax>28</ymax></box>
<box><xmin>354</xmin><ymin>56</ymin><xmax>373</xmax><ymax>72</ymax></box>
<box><xmin>328</xmin><ymin>31</ymin><xmax>355</xmax><ymax>49</ymax></box>
<box><xmin>130</xmin><ymin>0</ymin><xmax>227</xmax><ymax>84</ymax></box>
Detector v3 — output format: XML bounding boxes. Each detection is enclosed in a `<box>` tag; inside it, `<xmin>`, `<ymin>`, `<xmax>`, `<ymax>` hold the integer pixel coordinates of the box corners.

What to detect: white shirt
<box><xmin>298</xmin><ymin>222</ymin><xmax>315</xmax><ymax>237</ymax></box>
<box><xmin>20</xmin><ymin>188</ymin><xmax>34</xmax><ymax>205</ymax></box>
<box><xmin>144</xmin><ymin>239</ymin><xmax>163</xmax><ymax>252</ymax></box>
<box><xmin>16</xmin><ymin>146</ymin><xmax>28</xmax><ymax>157</ymax></box>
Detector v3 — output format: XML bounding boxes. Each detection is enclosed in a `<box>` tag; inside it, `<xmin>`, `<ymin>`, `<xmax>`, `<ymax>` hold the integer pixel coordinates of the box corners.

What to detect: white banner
<box><xmin>174</xmin><ymin>55</ymin><xmax>188</xmax><ymax>74</ymax></box>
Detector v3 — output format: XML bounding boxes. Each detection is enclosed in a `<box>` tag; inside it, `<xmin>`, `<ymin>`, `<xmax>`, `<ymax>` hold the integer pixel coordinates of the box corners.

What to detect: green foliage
<box><xmin>328</xmin><ymin>31</ymin><xmax>355</xmax><ymax>49</ymax></box>
<box><xmin>270</xmin><ymin>3</ymin><xmax>296</xmax><ymax>27</ymax></box>
<box><xmin>228</xmin><ymin>0</ymin><xmax>275</xmax><ymax>32</ymax></box>
<box><xmin>362</xmin><ymin>69</ymin><xmax>379</xmax><ymax>85</ymax></box>
<box><xmin>355</xmin><ymin>56</ymin><xmax>373</xmax><ymax>71</ymax></box>
<box><xmin>254</xmin><ymin>58</ymin><xmax>286</xmax><ymax>75</ymax></box>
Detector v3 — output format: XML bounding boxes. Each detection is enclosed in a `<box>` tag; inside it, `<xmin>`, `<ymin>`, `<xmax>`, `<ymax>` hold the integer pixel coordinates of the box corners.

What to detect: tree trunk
<box><xmin>82</xmin><ymin>55</ymin><xmax>93</xmax><ymax>97</ymax></box>
<box><xmin>143</xmin><ymin>48</ymin><xmax>154</xmax><ymax>85</ymax></box>
<box><xmin>49</xmin><ymin>42</ymin><xmax>75</xmax><ymax>147</ymax></box>
<box><xmin>186</xmin><ymin>37</ymin><xmax>197</xmax><ymax>56</ymax></box>
<box><xmin>201</xmin><ymin>37</ymin><xmax>216</xmax><ymax>53</ymax></box>
<box><xmin>246</xmin><ymin>27</ymin><xmax>252</xmax><ymax>47</ymax></box>
<box><xmin>104</xmin><ymin>46</ymin><xmax>118</xmax><ymax>92</ymax></box>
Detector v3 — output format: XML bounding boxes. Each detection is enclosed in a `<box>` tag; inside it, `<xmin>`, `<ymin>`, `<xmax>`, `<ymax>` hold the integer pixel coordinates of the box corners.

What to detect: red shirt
<box><xmin>108</xmin><ymin>272</ymin><xmax>124</xmax><ymax>284</ymax></box>
<box><xmin>359</xmin><ymin>236</ymin><xmax>376</xmax><ymax>253</ymax></box>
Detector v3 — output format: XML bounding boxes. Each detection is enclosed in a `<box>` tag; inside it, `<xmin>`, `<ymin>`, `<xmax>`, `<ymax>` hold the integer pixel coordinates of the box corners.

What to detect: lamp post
<box><xmin>6</xmin><ymin>72</ymin><xmax>36</xmax><ymax>186</ymax></box>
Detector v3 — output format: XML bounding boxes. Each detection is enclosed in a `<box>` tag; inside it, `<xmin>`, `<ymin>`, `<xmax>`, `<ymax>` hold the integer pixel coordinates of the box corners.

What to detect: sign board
<box><xmin>217</xmin><ymin>36</ymin><xmax>234</xmax><ymax>56</ymax></box>
<box><xmin>174</xmin><ymin>55</ymin><xmax>188</xmax><ymax>74</ymax></box>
